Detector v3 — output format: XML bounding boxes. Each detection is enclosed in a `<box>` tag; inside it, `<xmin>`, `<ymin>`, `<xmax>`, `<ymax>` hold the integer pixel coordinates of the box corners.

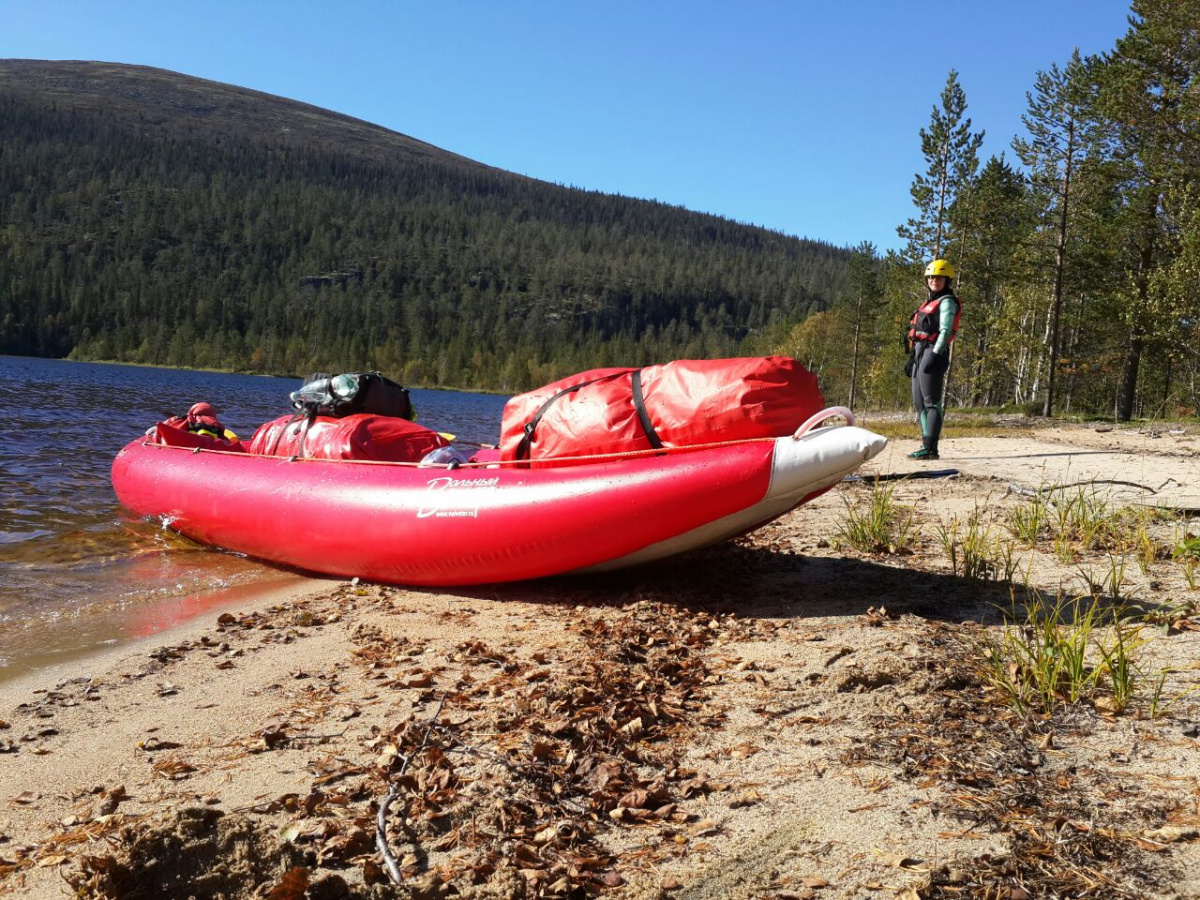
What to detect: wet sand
<box><xmin>0</xmin><ymin>572</ymin><xmax>317</xmax><ymax>688</ymax></box>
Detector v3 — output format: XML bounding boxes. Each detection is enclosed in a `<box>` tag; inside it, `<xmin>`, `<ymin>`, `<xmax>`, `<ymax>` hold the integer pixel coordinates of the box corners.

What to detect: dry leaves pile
<box><xmin>358</xmin><ymin>599</ymin><xmax>760</xmax><ymax>897</ymax></box>
<box><xmin>52</xmin><ymin>595</ymin><xmax>767</xmax><ymax>899</ymax></box>
<box><xmin>8</xmin><ymin>516</ymin><xmax>1196</xmax><ymax>900</ymax></box>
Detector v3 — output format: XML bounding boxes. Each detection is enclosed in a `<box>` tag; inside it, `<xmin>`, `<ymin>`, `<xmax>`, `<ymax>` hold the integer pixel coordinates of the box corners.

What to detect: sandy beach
<box><xmin>2</xmin><ymin>422</ymin><xmax>1199</xmax><ymax>900</ymax></box>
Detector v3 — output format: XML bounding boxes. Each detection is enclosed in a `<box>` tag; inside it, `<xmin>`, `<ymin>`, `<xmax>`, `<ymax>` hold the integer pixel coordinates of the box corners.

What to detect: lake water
<box><xmin>0</xmin><ymin>356</ymin><xmax>508</xmax><ymax>680</ymax></box>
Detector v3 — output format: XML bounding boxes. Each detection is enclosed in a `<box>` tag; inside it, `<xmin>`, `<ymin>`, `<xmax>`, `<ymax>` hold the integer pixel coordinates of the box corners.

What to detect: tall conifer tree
<box><xmin>839</xmin><ymin>241</ymin><xmax>883</xmax><ymax>409</ymax></box>
<box><xmin>950</xmin><ymin>155</ymin><xmax>1033</xmax><ymax>407</ymax></box>
<box><xmin>898</xmin><ymin>70</ymin><xmax>985</xmax><ymax>264</ymax></box>
<box><xmin>1088</xmin><ymin>0</ymin><xmax>1200</xmax><ymax>420</ymax></box>
<box><xmin>1013</xmin><ymin>50</ymin><xmax>1091</xmax><ymax>416</ymax></box>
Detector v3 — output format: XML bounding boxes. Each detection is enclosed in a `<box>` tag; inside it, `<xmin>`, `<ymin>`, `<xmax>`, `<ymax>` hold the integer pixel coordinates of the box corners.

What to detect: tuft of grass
<box><xmin>1015</xmin><ymin>484</ymin><xmax>1177</xmax><ymax>568</ymax></box>
<box><xmin>1096</xmin><ymin>619</ymin><xmax>1146</xmax><ymax>713</ymax></box>
<box><xmin>981</xmin><ymin>592</ymin><xmax>1105</xmax><ymax>713</ymax></box>
<box><xmin>1131</xmin><ymin>518</ymin><xmax>1160</xmax><ymax>574</ymax></box>
<box><xmin>1174</xmin><ymin>530</ymin><xmax>1200</xmax><ymax>560</ymax></box>
<box><xmin>1076</xmin><ymin>553</ymin><xmax>1132</xmax><ymax>603</ymax></box>
<box><xmin>836</xmin><ymin>480</ymin><xmax>915</xmax><ymax>553</ymax></box>
<box><xmin>1148</xmin><ymin>669</ymin><xmax>1200</xmax><ymax>719</ymax></box>
<box><xmin>1173</xmin><ymin>528</ymin><xmax>1200</xmax><ymax>590</ymax></box>
<box><xmin>1006</xmin><ymin>493</ymin><xmax>1050</xmax><ymax>546</ymax></box>
<box><xmin>994</xmin><ymin>538</ymin><xmax>1021</xmax><ymax>585</ymax></box>
<box><xmin>935</xmin><ymin>519</ymin><xmax>960</xmax><ymax>577</ymax></box>
<box><xmin>937</xmin><ymin>506</ymin><xmax>1018</xmax><ymax>583</ymax></box>
<box><xmin>979</xmin><ymin>592</ymin><xmax>1192</xmax><ymax>718</ymax></box>
<box><xmin>1060</xmin><ymin>486</ymin><xmax>1114</xmax><ymax>550</ymax></box>
<box><xmin>1183</xmin><ymin>558</ymin><xmax>1199</xmax><ymax>591</ymax></box>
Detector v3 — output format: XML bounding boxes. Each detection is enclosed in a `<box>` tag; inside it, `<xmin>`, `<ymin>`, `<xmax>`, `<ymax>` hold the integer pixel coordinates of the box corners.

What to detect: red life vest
<box><xmin>154</xmin><ymin>418</ymin><xmax>246</xmax><ymax>453</ymax></box>
<box><xmin>907</xmin><ymin>292</ymin><xmax>962</xmax><ymax>345</ymax></box>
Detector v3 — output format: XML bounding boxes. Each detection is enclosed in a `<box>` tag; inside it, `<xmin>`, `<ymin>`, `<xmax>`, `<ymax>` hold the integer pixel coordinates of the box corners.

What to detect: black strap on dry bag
<box><xmin>630</xmin><ymin>369</ymin><xmax>663</xmax><ymax>449</ymax></box>
<box><xmin>515</xmin><ymin>375</ymin><xmax>611</xmax><ymax>463</ymax></box>
<box><xmin>515</xmin><ymin>369</ymin><xmax>664</xmax><ymax>464</ymax></box>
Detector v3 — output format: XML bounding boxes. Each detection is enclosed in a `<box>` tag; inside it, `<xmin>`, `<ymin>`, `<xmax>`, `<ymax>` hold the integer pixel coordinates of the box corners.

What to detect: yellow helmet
<box><xmin>924</xmin><ymin>259</ymin><xmax>956</xmax><ymax>279</ymax></box>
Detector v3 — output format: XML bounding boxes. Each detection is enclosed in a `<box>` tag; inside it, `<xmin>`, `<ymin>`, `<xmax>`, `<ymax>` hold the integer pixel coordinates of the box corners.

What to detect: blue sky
<box><xmin>3</xmin><ymin>1</ymin><xmax>1133</xmax><ymax>251</ymax></box>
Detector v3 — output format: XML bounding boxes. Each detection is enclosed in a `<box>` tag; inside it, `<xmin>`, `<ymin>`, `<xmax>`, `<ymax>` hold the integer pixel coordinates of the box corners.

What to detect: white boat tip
<box><xmin>860</xmin><ymin>428</ymin><xmax>889</xmax><ymax>460</ymax></box>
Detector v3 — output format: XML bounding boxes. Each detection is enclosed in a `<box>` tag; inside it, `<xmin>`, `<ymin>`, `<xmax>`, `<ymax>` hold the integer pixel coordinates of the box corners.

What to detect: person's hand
<box><xmin>925</xmin><ymin>349</ymin><xmax>950</xmax><ymax>375</ymax></box>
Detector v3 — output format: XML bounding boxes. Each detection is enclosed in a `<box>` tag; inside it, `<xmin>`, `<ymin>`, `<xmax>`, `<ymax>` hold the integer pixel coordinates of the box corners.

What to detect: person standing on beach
<box><xmin>904</xmin><ymin>259</ymin><xmax>960</xmax><ymax>460</ymax></box>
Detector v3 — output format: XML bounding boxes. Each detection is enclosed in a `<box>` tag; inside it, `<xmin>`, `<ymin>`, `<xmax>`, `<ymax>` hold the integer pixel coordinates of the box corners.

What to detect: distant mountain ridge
<box><xmin>0</xmin><ymin>59</ymin><xmax>850</xmax><ymax>391</ymax></box>
<box><xmin>0</xmin><ymin>59</ymin><xmax>484</xmax><ymax>169</ymax></box>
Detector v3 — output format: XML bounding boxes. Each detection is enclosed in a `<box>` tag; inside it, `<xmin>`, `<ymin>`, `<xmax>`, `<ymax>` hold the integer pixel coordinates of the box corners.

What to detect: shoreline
<box><xmin>0</xmin><ymin>572</ymin><xmax>325</xmax><ymax>693</ymax></box>
<box><xmin>10</xmin><ymin>353</ymin><xmax>512</xmax><ymax>396</ymax></box>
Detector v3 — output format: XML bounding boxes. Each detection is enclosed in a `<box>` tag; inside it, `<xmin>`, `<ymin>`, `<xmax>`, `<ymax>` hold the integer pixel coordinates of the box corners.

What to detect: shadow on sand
<box><xmin>407</xmin><ymin>540</ymin><xmax>1015</xmax><ymax>626</ymax></box>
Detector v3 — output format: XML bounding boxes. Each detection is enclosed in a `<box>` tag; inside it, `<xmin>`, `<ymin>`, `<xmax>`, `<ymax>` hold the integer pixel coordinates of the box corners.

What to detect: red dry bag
<box><xmin>248</xmin><ymin>414</ymin><xmax>448</xmax><ymax>462</ymax></box>
<box><xmin>499</xmin><ymin>356</ymin><xmax>824</xmax><ymax>467</ymax></box>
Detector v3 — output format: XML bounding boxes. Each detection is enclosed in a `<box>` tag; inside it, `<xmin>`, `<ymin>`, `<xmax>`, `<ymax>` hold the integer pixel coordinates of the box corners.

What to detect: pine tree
<box><xmin>949</xmin><ymin>155</ymin><xmax>1034</xmax><ymax>407</ymax></box>
<box><xmin>1087</xmin><ymin>0</ymin><xmax>1200</xmax><ymax>420</ymax></box>
<box><xmin>838</xmin><ymin>241</ymin><xmax>884</xmax><ymax>409</ymax></box>
<box><xmin>873</xmin><ymin>252</ymin><xmax>925</xmax><ymax>410</ymax></box>
<box><xmin>1013</xmin><ymin>50</ymin><xmax>1092</xmax><ymax>416</ymax></box>
<box><xmin>897</xmin><ymin>70</ymin><xmax>985</xmax><ymax>264</ymax></box>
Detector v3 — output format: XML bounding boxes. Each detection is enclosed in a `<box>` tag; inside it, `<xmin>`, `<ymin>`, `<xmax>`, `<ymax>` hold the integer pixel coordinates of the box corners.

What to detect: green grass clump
<box><xmin>1055</xmin><ymin>487</ymin><xmax>1116</xmax><ymax>552</ymax></box>
<box><xmin>1148</xmin><ymin>668</ymin><xmax>1200</xmax><ymax>719</ymax></box>
<box><xmin>1006</xmin><ymin>485</ymin><xmax>1177</xmax><ymax>569</ymax></box>
<box><xmin>979</xmin><ymin>592</ymin><xmax>1200</xmax><ymax>718</ymax></box>
<box><xmin>1005</xmin><ymin>494</ymin><xmax>1050</xmax><ymax>546</ymax></box>
<box><xmin>1174</xmin><ymin>532</ymin><xmax>1200</xmax><ymax>560</ymax></box>
<box><xmin>836</xmin><ymin>481</ymin><xmax>915</xmax><ymax>554</ymax></box>
<box><xmin>1183</xmin><ymin>558</ymin><xmax>1199</xmax><ymax>591</ymax></box>
<box><xmin>938</xmin><ymin>507</ymin><xmax>1019</xmax><ymax>583</ymax></box>
<box><xmin>1076</xmin><ymin>553</ymin><xmax>1132</xmax><ymax>603</ymax></box>
<box><xmin>980</xmin><ymin>593</ymin><xmax>1143</xmax><ymax>714</ymax></box>
<box><xmin>1132</xmin><ymin>519</ymin><xmax>1160</xmax><ymax>574</ymax></box>
<box><xmin>1171</xmin><ymin>529</ymin><xmax>1200</xmax><ymax>589</ymax></box>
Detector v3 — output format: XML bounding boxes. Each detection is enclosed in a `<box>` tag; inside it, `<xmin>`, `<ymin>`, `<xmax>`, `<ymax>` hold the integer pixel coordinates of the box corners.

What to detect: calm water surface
<box><xmin>0</xmin><ymin>356</ymin><xmax>507</xmax><ymax>680</ymax></box>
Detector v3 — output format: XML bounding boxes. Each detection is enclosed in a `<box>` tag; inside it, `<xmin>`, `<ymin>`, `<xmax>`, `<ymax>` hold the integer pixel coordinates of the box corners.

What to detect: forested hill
<box><xmin>0</xmin><ymin>60</ymin><xmax>850</xmax><ymax>391</ymax></box>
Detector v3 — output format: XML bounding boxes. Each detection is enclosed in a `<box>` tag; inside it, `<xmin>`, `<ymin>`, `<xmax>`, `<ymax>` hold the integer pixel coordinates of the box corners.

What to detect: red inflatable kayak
<box><xmin>112</xmin><ymin>412</ymin><xmax>885</xmax><ymax>586</ymax></box>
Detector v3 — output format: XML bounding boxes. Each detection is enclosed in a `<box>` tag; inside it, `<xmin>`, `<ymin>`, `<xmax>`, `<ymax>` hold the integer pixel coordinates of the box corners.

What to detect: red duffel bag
<box><xmin>248</xmin><ymin>413</ymin><xmax>449</xmax><ymax>462</ymax></box>
<box><xmin>499</xmin><ymin>356</ymin><xmax>824</xmax><ymax>467</ymax></box>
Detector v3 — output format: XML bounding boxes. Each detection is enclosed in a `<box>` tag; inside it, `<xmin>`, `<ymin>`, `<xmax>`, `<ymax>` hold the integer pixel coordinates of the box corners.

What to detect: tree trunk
<box><xmin>848</xmin><ymin>315</ymin><xmax>861</xmax><ymax>409</ymax></box>
<box><xmin>1063</xmin><ymin>292</ymin><xmax>1087</xmax><ymax>414</ymax></box>
<box><xmin>1042</xmin><ymin>119</ymin><xmax>1074</xmax><ymax>417</ymax></box>
<box><xmin>1115</xmin><ymin>332</ymin><xmax>1143</xmax><ymax>421</ymax></box>
<box><xmin>934</xmin><ymin>143</ymin><xmax>950</xmax><ymax>257</ymax></box>
<box><xmin>1162</xmin><ymin>356</ymin><xmax>1173</xmax><ymax>417</ymax></box>
<box><xmin>1116</xmin><ymin>211</ymin><xmax>1157</xmax><ymax>422</ymax></box>
<box><xmin>970</xmin><ymin>322</ymin><xmax>990</xmax><ymax>406</ymax></box>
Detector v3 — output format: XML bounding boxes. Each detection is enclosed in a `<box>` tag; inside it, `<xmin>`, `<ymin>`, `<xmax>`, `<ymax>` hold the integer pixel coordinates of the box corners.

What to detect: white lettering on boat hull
<box><xmin>417</xmin><ymin>475</ymin><xmax>500</xmax><ymax>519</ymax></box>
